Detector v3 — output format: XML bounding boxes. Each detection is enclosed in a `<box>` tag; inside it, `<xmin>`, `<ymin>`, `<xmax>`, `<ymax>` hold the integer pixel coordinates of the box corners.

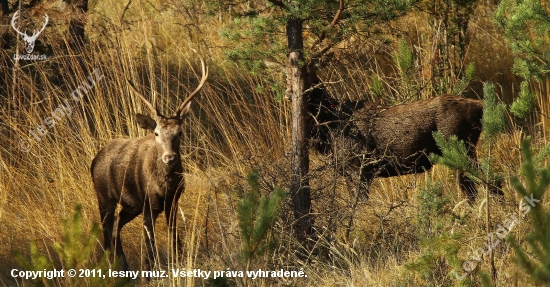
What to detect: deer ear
<box><xmin>136</xmin><ymin>114</ymin><xmax>156</xmax><ymax>130</ymax></box>
<box><xmin>179</xmin><ymin>102</ymin><xmax>192</xmax><ymax>118</ymax></box>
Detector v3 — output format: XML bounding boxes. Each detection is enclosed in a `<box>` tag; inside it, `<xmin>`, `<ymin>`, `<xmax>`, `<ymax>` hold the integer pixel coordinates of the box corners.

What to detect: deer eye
<box><xmin>154</xmin><ymin>132</ymin><xmax>159</xmax><ymax>137</ymax></box>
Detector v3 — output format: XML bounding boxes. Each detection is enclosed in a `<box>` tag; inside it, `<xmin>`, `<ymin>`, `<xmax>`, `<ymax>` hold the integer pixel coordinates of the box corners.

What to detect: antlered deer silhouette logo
<box><xmin>11</xmin><ymin>11</ymin><xmax>49</xmax><ymax>54</ymax></box>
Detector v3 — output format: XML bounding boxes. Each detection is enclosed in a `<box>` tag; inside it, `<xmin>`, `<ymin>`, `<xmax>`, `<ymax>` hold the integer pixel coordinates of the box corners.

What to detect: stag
<box><xmin>308</xmin><ymin>78</ymin><xmax>490</xmax><ymax>202</ymax></box>
<box><xmin>91</xmin><ymin>56</ymin><xmax>208</xmax><ymax>271</ymax></box>
<box><xmin>11</xmin><ymin>11</ymin><xmax>49</xmax><ymax>54</ymax></box>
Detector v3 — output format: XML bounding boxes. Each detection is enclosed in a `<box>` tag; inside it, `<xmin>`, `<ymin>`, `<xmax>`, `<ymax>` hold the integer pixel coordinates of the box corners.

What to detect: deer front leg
<box><xmin>457</xmin><ymin>172</ymin><xmax>478</xmax><ymax>202</ymax></box>
<box><xmin>111</xmin><ymin>209</ymin><xmax>134</xmax><ymax>271</ymax></box>
<box><xmin>99</xmin><ymin>208</ymin><xmax>114</xmax><ymax>255</ymax></box>
<box><xmin>142</xmin><ymin>210</ymin><xmax>159</xmax><ymax>271</ymax></box>
<box><xmin>165</xmin><ymin>191</ymin><xmax>183</xmax><ymax>262</ymax></box>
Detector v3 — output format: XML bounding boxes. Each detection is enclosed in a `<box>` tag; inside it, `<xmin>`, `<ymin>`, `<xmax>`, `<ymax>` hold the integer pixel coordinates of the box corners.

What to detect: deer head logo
<box><xmin>11</xmin><ymin>11</ymin><xmax>49</xmax><ymax>54</ymax></box>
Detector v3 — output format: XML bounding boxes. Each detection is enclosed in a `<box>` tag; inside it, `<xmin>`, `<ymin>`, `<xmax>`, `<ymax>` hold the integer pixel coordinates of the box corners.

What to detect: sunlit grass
<box><xmin>1</xmin><ymin>1</ymin><xmax>549</xmax><ymax>286</ymax></box>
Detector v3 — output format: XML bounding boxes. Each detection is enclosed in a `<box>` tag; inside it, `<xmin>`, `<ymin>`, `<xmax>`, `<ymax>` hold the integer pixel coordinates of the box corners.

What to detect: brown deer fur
<box><xmin>309</xmin><ymin>85</ymin><xmax>486</xmax><ymax>201</ymax></box>
<box><xmin>91</xmin><ymin>57</ymin><xmax>208</xmax><ymax>271</ymax></box>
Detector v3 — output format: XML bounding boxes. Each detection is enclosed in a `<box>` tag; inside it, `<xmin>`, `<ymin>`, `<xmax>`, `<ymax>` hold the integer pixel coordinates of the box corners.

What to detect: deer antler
<box><xmin>11</xmin><ymin>11</ymin><xmax>27</xmax><ymax>38</ymax></box>
<box><xmin>176</xmin><ymin>50</ymin><xmax>209</xmax><ymax>117</ymax></box>
<box><xmin>31</xmin><ymin>14</ymin><xmax>49</xmax><ymax>40</ymax></box>
<box><xmin>11</xmin><ymin>11</ymin><xmax>49</xmax><ymax>53</ymax></box>
<box><xmin>11</xmin><ymin>11</ymin><xmax>49</xmax><ymax>40</ymax></box>
<box><xmin>128</xmin><ymin>80</ymin><xmax>159</xmax><ymax>117</ymax></box>
<box><xmin>128</xmin><ymin>50</ymin><xmax>208</xmax><ymax>118</ymax></box>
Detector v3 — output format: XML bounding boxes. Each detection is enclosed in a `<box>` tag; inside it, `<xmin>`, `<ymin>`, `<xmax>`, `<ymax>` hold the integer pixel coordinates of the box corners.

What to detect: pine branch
<box><xmin>309</xmin><ymin>0</ymin><xmax>345</xmax><ymax>56</ymax></box>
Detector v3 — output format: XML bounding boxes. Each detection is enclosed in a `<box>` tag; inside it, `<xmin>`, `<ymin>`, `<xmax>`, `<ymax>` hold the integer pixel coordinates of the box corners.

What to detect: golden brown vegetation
<box><xmin>1</xmin><ymin>1</ymin><xmax>549</xmax><ymax>286</ymax></box>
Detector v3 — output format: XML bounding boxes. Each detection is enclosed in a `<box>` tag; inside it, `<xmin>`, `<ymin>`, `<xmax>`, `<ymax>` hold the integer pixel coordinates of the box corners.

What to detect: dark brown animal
<box><xmin>309</xmin><ymin>90</ymin><xmax>485</xmax><ymax>201</ymax></box>
<box><xmin>91</xmin><ymin>58</ymin><xmax>208</xmax><ymax>271</ymax></box>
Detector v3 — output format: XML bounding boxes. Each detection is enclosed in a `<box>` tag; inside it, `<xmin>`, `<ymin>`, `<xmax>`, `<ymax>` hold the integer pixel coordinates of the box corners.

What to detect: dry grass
<box><xmin>1</xmin><ymin>1</ymin><xmax>550</xmax><ymax>286</ymax></box>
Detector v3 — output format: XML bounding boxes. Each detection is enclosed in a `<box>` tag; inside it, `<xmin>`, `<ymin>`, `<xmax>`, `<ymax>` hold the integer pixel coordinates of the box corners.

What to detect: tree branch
<box><xmin>267</xmin><ymin>0</ymin><xmax>288</xmax><ymax>10</ymax></box>
<box><xmin>329</xmin><ymin>0</ymin><xmax>345</xmax><ymax>27</ymax></box>
<box><xmin>120</xmin><ymin>0</ymin><xmax>133</xmax><ymax>25</ymax></box>
<box><xmin>309</xmin><ymin>0</ymin><xmax>345</xmax><ymax>53</ymax></box>
<box><xmin>312</xmin><ymin>42</ymin><xmax>336</xmax><ymax>60</ymax></box>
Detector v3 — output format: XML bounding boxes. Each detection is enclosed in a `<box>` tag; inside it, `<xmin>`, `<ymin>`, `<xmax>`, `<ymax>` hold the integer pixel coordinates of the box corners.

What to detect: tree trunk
<box><xmin>1</xmin><ymin>0</ymin><xmax>12</xmax><ymax>49</ymax></box>
<box><xmin>286</xmin><ymin>18</ymin><xmax>314</xmax><ymax>245</ymax></box>
<box><xmin>0</xmin><ymin>0</ymin><xmax>9</xmax><ymax>15</ymax></box>
<box><xmin>69</xmin><ymin>0</ymin><xmax>88</xmax><ymax>49</ymax></box>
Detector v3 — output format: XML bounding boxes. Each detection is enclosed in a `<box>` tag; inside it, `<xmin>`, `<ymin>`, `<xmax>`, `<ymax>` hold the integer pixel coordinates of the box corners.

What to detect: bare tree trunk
<box><xmin>286</xmin><ymin>18</ymin><xmax>314</xmax><ymax>246</ymax></box>
<box><xmin>0</xmin><ymin>0</ymin><xmax>8</xmax><ymax>14</ymax></box>
<box><xmin>69</xmin><ymin>0</ymin><xmax>88</xmax><ymax>49</ymax></box>
<box><xmin>0</xmin><ymin>0</ymin><xmax>12</xmax><ymax>49</ymax></box>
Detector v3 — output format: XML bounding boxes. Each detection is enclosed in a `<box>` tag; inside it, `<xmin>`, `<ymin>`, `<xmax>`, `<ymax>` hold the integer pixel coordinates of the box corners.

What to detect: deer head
<box><xmin>128</xmin><ymin>52</ymin><xmax>208</xmax><ymax>165</ymax></box>
<box><xmin>11</xmin><ymin>11</ymin><xmax>49</xmax><ymax>54</ymax></box>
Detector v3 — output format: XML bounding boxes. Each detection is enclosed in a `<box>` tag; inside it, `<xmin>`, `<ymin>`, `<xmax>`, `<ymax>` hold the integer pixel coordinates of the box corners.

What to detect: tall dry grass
<box><xmin>1</xmin><ymin>1</ymin><xmax>549</xmax><ymax>286</ymax></box>
<box><xmin>0</xmin><ymin>8</ymin><xmax>292</xmax><ymax>284</ymax></box>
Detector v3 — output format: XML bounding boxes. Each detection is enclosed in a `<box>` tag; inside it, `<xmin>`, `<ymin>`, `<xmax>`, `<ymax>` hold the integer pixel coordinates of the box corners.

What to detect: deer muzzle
<box><xmin>162</xmin><ymin>152</ymin><xmax>177</xmax><ymax>165</ymax></box>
